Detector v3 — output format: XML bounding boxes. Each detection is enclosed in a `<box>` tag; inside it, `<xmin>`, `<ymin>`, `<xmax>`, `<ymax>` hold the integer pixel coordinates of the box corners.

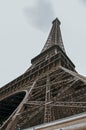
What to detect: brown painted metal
<box><xmin>0</xmin><ymin>18</ymin><xmax>86</xmax><ymax>130</ymax></box>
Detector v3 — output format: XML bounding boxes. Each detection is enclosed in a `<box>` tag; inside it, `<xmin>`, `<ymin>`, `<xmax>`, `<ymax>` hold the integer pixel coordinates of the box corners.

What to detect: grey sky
<box><xmin>0</xmin><ymin>0</ymin><xmax>86</xmax><ymax>87</ymax></box>
<box><xmin>24</xmin><ymin>0</ymin><xmax>55</xmax><ymax>32</ymax></box>
<box><xmin>81</xmin><ymin>0</ymin><xmax>86</xmax><ymax>3</ymax></box>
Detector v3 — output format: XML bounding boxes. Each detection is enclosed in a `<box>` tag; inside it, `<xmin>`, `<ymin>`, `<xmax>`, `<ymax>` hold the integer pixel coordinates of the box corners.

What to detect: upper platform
<box><xmin>31</xmin><ymin>18</ymin><xmax>75</xmax><ymax>72</ymax></box>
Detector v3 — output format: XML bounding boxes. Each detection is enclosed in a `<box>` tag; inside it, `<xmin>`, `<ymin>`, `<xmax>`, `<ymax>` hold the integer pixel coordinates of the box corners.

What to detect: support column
<box><xmin>44</xmin><ymin>76</ymin><xmax>52</xmax><ymax>123</ymax></box>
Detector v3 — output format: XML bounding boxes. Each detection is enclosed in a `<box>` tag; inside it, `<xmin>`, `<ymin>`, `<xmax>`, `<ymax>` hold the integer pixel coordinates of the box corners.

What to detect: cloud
<box><xmin>80</xmin><ymin>0</ymin><xmax>86</xmax><ymax>7</ymax></box>
<box><xmin>24</xmin><ymin>0</ymin><xmax>55</xmax><ymax>32</ymax></box>
<box><xmin>80</xmin><ymin>0</ymin><xmax>86</xmax><ymax>4</ymax></box>
<box><xmin>82</xmin><ymin>0</ymin><xmax>86</xmax><ymax>2</ymax></box>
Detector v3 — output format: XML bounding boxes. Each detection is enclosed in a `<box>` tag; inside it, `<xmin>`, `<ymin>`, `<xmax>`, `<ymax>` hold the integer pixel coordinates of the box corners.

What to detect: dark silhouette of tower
<box><xmin>0</xmin><ymin>18</ymin><xmax>86</xmax><ymax>130</ymax></box>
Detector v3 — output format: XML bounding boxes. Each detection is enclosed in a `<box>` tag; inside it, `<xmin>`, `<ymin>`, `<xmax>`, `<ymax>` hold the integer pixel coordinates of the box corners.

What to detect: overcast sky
<box><xmin>0</xmin><ymin>0</ymin><xmax>86</xmax><ymax>87</ymax></box>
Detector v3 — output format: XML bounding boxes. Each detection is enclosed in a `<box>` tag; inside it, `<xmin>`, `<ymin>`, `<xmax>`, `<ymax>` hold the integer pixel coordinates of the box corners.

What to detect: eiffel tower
<box><xmin>0</xmin><ymin>18</ymin><xmax>86</xmax><ymax>130</ymax></box>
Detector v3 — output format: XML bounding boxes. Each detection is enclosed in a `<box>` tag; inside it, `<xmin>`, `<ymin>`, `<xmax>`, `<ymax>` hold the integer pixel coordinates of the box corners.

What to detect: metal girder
<box><xmin>44</xmin><ymin>76</ymin><xmax>52</xmax><ymax>123</ymax></box>
<box><xmin>17</xmin><ymin>107</ymin><xmax>44</xmax><ymax>128</ymax></box>
<box><xmin>50</xmin><ymin>102</ymin><xmax>86</xmax><ymax>108</ymax></box>
<box><xmin>25</xmin><ymin>101</ymin><xmax>45</xmax><ymax>106</ymax></box>
<box><xmin>24</xmin><ymin>100</ymin><xmax>86</xmax><ymax>108</ymax></box>
<box><xmin>1</xmin><ymin>67</ymin><xmax>86</xmax><ymax>130</ymax></box>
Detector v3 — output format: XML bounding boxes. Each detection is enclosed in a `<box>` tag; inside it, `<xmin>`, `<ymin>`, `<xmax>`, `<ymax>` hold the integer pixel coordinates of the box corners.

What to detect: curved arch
<box><xmin>0</xmin><ymin>91</ymin><xmax>26</xmax><ymax>127</ymax></box>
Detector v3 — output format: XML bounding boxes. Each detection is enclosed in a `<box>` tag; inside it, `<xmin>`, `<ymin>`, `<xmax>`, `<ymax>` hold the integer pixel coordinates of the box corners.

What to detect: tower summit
<box><xmin>0</xmin><ymin>18</ymin><xmax>86</xmax><ymax>130</ymax></box>
<box><xmin>41</xmin><ymin>18</ymin><xmax>66</xmax><ymax>53</ymax></box>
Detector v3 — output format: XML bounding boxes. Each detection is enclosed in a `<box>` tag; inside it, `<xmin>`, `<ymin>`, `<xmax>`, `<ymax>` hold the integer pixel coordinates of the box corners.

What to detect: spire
<box><xmin>41</xmin><ymin>18</ymin><xmax>66</xmax><ymax>53</ymax></box>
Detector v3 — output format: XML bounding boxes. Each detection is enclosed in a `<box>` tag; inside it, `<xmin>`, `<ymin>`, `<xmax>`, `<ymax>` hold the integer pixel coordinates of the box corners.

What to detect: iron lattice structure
<box><xmin>0</xmin><ymin>18</ymin><xmax>86</xmax><ymax>130</ymax></box>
